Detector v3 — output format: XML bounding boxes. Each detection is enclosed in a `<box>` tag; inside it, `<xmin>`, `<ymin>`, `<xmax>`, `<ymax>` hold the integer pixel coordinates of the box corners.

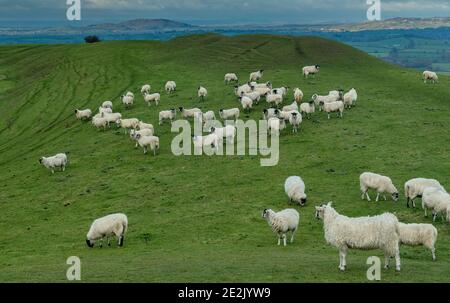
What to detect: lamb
<box><xmin>422</xmin><ymin>187</ymin><xmax>450</xmax><ymax>222</ymax></box>
<box><xmin>282</xmin><ymin>101</ymin><xmax>299</xmax><ymax>112</ymax></box>
<box><xmin>315</xmin><ymin>202</ymin><xmax>401</xmax><ymax>271</ymax></box>
<box><xmin>101</xmin><ymin>112</ymin><xmax>122</xmax><ymax>126</ymax></box>
<box><xmin>98</xmin><ymin>107</ymin><xmax>112</xmax><ymax>115</ymax></box>
<box><xmin>210</xmin><ymin>125</ymin><xmax>236</xmax><ymax>143</ymax></box>
<box><xmin>359</xmin><ymin>172</ymin><xmax>399</xmax><ymax>202</ymax></box>
<box><xmin>343</xmin><ymin>88</ymin><xmax>358</xmax><ymax>108</ymax></box>
<box><xmin>289</xmin><ymin>111</ymin><xmax>302</xmax><ymax>133</ymax></box>
<box><xmin>404</xmin><ymin>178</ymin><xmax>446</xmax><ymax>208</ymax></box>
<box><xmin>137</xmin><ymin>121</ymin><xmax>154</xmax><ymax>133</ymax></box>
<box><xmin>121</xmin><ymin>94</ymin><xmax>134</xmax><ymax>108</ymax></box>
<box><xmin>141</xmin><ymin>84</ymin><xmax>151</xmax><ymax>95</ymax></box>
<box><xmin>249</xmin><ymin>69</ymin><xmax>264</xmax><ymax>82</ymax></box>
<box><xmin>224</xmin><ymin>73</ymin><xmax>238</xmax><ymax>84</ymax></box>
<box><xmin>86</xmin><ymin>213</ymin><xmax>128</xmax><ymax>248</ymax></box>
<box><xmin>133</xmin><ymin>133</ymin><xmax>160</xmax><ymax>155</ymax></box>
<box><xmin>165</xmin><ymin>81</ymin><xmax>177</xmax><ymax>93</ymax></box>
<box><xmin>198</xmin><ymin>86</ymin><xmax>208</xmax><ymax>101</ymax></box>
<box><xmin>423</xmin><ymin>71</ymin><xmax>438</xmax><ymax>84</ymax></box>
<box><xmin>75</xmin><ymin>109</ymin><xmax>92</xmax><ymax>120</ymax></box>
<box><xmin>303</xmin><ymin>65</ymin><xmax>320</xmax><ymax>78</ymax></box>
<box><xmin>300</xmin><ymin>101</ymin><xmax>315</xmax><ymax>119</ymax></box>
<box><xmin>192</xmin><ymin>134</ymin><xmax>220</xmax><ymax>152</ymax></box>
<box><xmin>293</xmin><ymin>88</ymin><xmax>304</xmax><ymax>103</ymax></box>
<box><xmin>143</xmin><ymin>92</ymin><xmax>161</xmax><ymax>106</ymax></box>
<box><xmin>284</xmin><ymin>176</ymin><xmax>307</xmax><ymax>206</ymax></box>
<box><xmin>102</xmin><ymin>101</ymin><xmax>113</xmax><ymax>109</ymax></box>
<box><xmin>239</xmin><ymin>95</ymin><xmax>253</xmax><ymax>112</ymax></box>
<box><xmin>116</xmin><ymin>118</ymin><xmax>139</xmax><ymax>134</ymax></box>
<box><xmin>266</xmin><ymin>92</ymin><xmax>283</xmax><ymax>108</ymax></box>
<box><xmin>268</xmin><ymin>117</ymin><xmax>286</xmax><ymax>136</ymax></box>
<box><xmin>262</xmin><ymin>209</ymin><xmax>300</xmax><ymax>246</ymax></box>
<box><xmin>398</xmin><ymin>223</ymin><xmax>438</xmax><ymax>261</ymax></box>
<box><xmin>179</xmin><ymin>107</ymin><xmax>202</xmax><ymax>119</ymax></box>
<box><xmin>159</xmin><ymin>109</ymin><xmax>177</xmax><ymax>125</ymax></box>
<box><xmin>241</xmin><ymin>91</ymin><xmax>261</xmax><ymax>105</ymax></box>
<box><xmin>262</xmin><ymin>108</ymin><xmax>278</xmax><ymax>120</ymax></box>
<box><xmin>39</xmin><ymin>153</ymin><xmax>68</xmax><ymax>174</ymax></box>
<box><xmin>219</xmin><ymin>108</ymin><xmax>240</xmax><ymax>120</ymax></box>
<box><xmin>320</xmin><ymin>101</ymin><xmax>344</xmax><ymax>119</ymax></box>
<box><xmin>130</xmin><ymin>129</ymin><xmax>154</xmax><ymax>147</ymax></box>
<box><xmin>92</xmin><ymin>116</ymin><xmax>108</xmax><ymax>130</ymax></box>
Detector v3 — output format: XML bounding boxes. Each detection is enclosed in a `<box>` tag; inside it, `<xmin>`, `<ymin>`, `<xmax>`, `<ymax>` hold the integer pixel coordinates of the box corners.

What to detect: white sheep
<box><xmin>86</xmin><ymin>213</ymin><xmax>128</xmax><ymax>248</ymax></box>
<box><xmin>192</xmin><ymin>134</ymin><xmax>220</xmax><ymax>152</ymax></box>
<box><xmin>219</xmin><ymin>108</ymin><xmax>240</xmax><ymax>120</ymax></box>
<box><xmin>262</xmin><ymin>108</ymin><xmax>278</xmax><ymax>120</ymax></box>
<box><xmin>141</xmin><ymin>84</ymin><xmax>151</xmax><ymax>95</ymax></box>
<box><xmin>272</xmin><ymin>87</ymin><xmax>289</xmax><ymax>97</ymax></box>
<box><xmin>262</xmin><ymin>208</ymin><xmax>300</xmax><ymax>246</ymax></box>
<box><xmin>300</xmin><ymin>101</ymin><xmax>315</xmax><ymax>119</ymax></box>
<box><xmin>125</xmin><ymin>91</ymin><xmax>134</xmax><ymax>98</ymax></box>
<box><xmin>92</xmin><ymin>116</ymin><xmax>108</xmax><ymax>130</ymax></box>
<box><xmin>116</xmin><ymin>118</ymin><xmax>139</xmax><ymax>134</ymax></box>
<box><xmin>133</xmin><ymin>133</ymin><xmax>160</xmax><ymax>155</ymax></box>
<box><xmin>122</xmin><ymin>94</ymin><xmax>134</xmax><ymax>108</ymax></box>
<box><xmin>102</xmin><ymin>101</ymin><xmax>113</xmax><ymax>109</ymax></box>
<box><xmin>303</xmin><ymin>65</ymin><xmax>320</xmax><ymax>78</ymax></box>
<box><xmin>165</xmin><ymin>81</ymin><xmax>177</xmax><ymax>93</ymax></box>
<box><xmin>159</xmin><ymin>109</ymin><xmax>177</xmax><ymax>125</ymax></box>
<box><xmin>253</xmin><ymin>86</ymin><xmax>271</xmax><ymax>97</ymax></box>
<box><xmin>423</xmin><ymin>71</ymin><xmax>438</xmax><ymax>84</ymax></box>
<box><xmin>315</xmin><ymin>202</ymin><xmax>401</xmax><ymax>271</ymax></box>
<box><xmin>320</xmin><ymin>101</ymin><xmax>344</xmax><ymax>119</ymax></box>
<box><xmin>197</xmin><ymin>86</ymin><xmax>208</xmax><ymax>101</ymax></box>
<box><xmin>249</xmin><ymin>69</ymin><xmax>264</xmax><ymax>82</ymax></box>
<box><xmin>75</xmin><ymin>109</ymin><xmax>92</xmax><ymax>120</ymax></box>
<box><xmin>268</xmin><ymin>117</ymin><xmax>286</xmax><ymax>136</ymax></box>
<box><xmin>276</xmin><ymin>109</ymin><xmax>296</xmax><ymax>122</ymax></box>
<box><xmin>210</xmin><ymin>125</ymin><xmax>236</xmax><ymax>143</ymax></box>
<box><xmin>179</xmin><ymin>107</ymin><xmax>202</xmax><ymax>119</ymax></box>
<box><xmin>294</xmin><ymin>88</ymin><xmax>304</xmax><ymax>103</ymax></box>
<box><xmin>137</xmin><ymin>121</ymin><xmax>154</xmax><ymax>133</ymax></box>
<box><xmin>98</xmin><ymin>106</ymin><xmax>112</xmax><ymax>115</ymax></box>
<box><xmin>39</xmin><ymin>153</ymin><xmax>68</xmax><ymax>174</ymax></box>
<box><xmin>398</xmin><ymin>223</ymin><xmax>438</xmax><ymax>261</ymax></box>
<box><xmin>130</xmin><ymin>129</ymin><xmax>154</xmax><ymax>148</ymax></box>
<box><xmin>241</xmin><ymin>91</ymin><xmax>261</xmax><ymax>105</ymax></box>
<box><xmin>422</xmin><ymin>187</ymin><xmax>450</xmax><ymax>222</ymax></box>
<box><xmin>328</xmin><ymin>90</ymin><xmax>344</xmax><ymax>101</ymax></box>
<box><xmin>360</xmin><ymin>172</ymin><xmax>399</xmax><ymax>202</ymax></box>
<box><xmin>101</xmin><ymin>112</ymin><xmax>122</xmax><ymax>126</ymax></box>
<box><xmin>284</xmin><ymin>176</ymin><xmax>307</xmax><ymax>206</ymax></box>
<box><xmin>312</xmin><ymin>93</ymin><xmax>341</xmax><ymax>111</ymax></box>
<box><xmin>235</xmin><ymin>83</ymin><xmax>254</xmax><ymax>97</ymax></box>
<box><xmin>201</xmin><ymin>111</ymin><xmax>216</xmax><ymax>125</ymax></box>
<box><xmin>266</xmin><ymin>92</ymin><xmax>283</xmax><ymax>108</ymax></box>
<box><xmin>282</xmin><ymin>101</ymin><xmax>299</xmax><ymax>112</ymax></box>
<box><xmin>343</xmin><ymin>88</ymin><xmax>358</xmax><ymax>108</ymax></box>
<box><xmin>224</xmin><ymin>73</ymin><xmax>238</xmax><ymax>84</ymax></box>
<box><xmin>288</xmin><ymin>111</ymin><xmax>302</xmax><ymax>133</ymax></box>
<box><xmin>405</xmin><ymin>178</ymin><xmax>446</xmax><ymax>208</ymax></box>
<box><xmin>144</xmin><ymin>92</ymin><xmax>161</xmax><ymax>106</ymax></box>
<box><xmin>239</xmin><ymin>95</ymin><xmax>253</xmax><ymax>112</ymax></box>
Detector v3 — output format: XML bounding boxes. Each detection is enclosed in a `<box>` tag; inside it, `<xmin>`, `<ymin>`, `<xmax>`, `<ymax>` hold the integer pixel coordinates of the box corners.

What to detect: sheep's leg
<box><xmin>51</xmin><ymin>169</ymin><xmax>55</xmax><ymax>174</ymax></box>
<box><xmin>290</xmin><ymin>228</ymin><xmax>297</xmax><ymax>243</ymax></box>
<box><xmin>412</xmin><ymin>199</ymin><xmax>416</xmax><ymax>208</ymax></box>
<box><xmin>432</xmin><ymin>212</ymin><xmax>437</xmax><ymax>222</ymax></box>
<box><xmin>395</xmin><ymin>250</ymin><xmax>401</xmax><ymax>271</ymax></box>
<box><xmin>431</xmin><ymin>245</ymin><xmax>436</xmax><ymax>261</ymax></box>
<box><xmin>328</xmin><ymin>113</ymin><xmax>330</xmax><ymax>120</ymax></box>
<box><xmin>107</xmin><ymin>237</ymin><xmax>111</xmax><ymax>247</ymax></box>
<box><xmin>99</xmin><ymin>238</ymin><xmax>103</xmax><ymax>248</ymax></box>
<box><xmin>143</xmin><ymin>147</ymin><xmax>148</xmax><ymax>155</ymax></box>
<box><xmin>341</xmin><ymin>248</ymin><xmax>347</xmax><ymax>270</ymax></box>
<box><xmin>383</xmin><ymin>195</ymin><xmax>387</xmax><ymax>201</ymax></box>
<box><xmin>424</xmin><ymin>208</ymin><xmax>428</xmax><ymax>217</ymax></box>
<box><xmin>283</xmin><ymin>234</ymin><xmax>287</xmax><ymax>247</ymax></box>
<box><xmin>277</xmin><ymin>236</ymin><xmax>281</xmax><ymax>246</ymax></box>
<box><xmin>365</xmin><ymin>192</ymin><xmax>371</xmax><ymax>202</ymax></box>
<box><xmin>361</xmin><ymin>191</ymin><xmax>365</xmax><ymax>200</ymax></box>
<box><xmin>384</xmin><ymin>254</ymin><xmax>390</xmax><ymax>269</ymax></box>
<box><xmin>376</xmin><ymin>193</ymin><xmax>380</xmax><ymax>202</ymax></box>
<box><xmin>339</xmin><ymin>248</ymin><xmax>347</xmax><ymax>271</ymax></box>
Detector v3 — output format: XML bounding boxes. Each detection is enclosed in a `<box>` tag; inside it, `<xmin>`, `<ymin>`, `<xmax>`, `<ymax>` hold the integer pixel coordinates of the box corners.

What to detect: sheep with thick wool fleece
<box><xmin>98</xmin><ymin>107</ymin><xmax>112</xmax><ymax>115</ymax></box>
<box><xmin>165</xmin><ymin>81</ymin><xmax>177</xmax><ymax>93</ymax></box>
<box><xmin>122</xmin><ymin>94</ymin><xmax>134</xmax><ymax>108</ymax></box>
<box><xmin>159</xmin><ymin>109</ymin><xmax>177</xmax><ymax>125</ymax></box>
<box><xmin>282</xmin><ymin>101</ymin><xmax>299</xmax><ymax>112</ymax></box>
<box><xmin>315</xmin><ymin>202</ymin><xmax>401</xmax><ymax>271</ymax></box>
<box><xmin>268</xmin><ymin>117</ymin><xmax>286</xmax><ymax>135</ymax></box>
<box><xmin>211</xmin><ymin>125</ymin><xmax>236</xmax><ymax>143</ymax></box>
<box><xmin>253</xmin><ymin>86</ymin><xmax>271</xmax><ymax>97</ymax></box>
<box><xmin>328</xmin><ymin>90</ymin><xmax>344</xmax><ymax>101</ymax></box>
<box><xmin>125</xmin><ymin>91</ymin><xmax>134</xmax><ymax>98</ymax></box>
<box><xmin>272</xmin><ymin>87</ymin><xmax>289</xmax><ymax>97</ymax></box>
<box><xmin>116</xmin><ymin>118</ymin><xmax>139</xmax><ymax>134</ymax></box>
<box><xmin>249</xmin><ymin>70</ymin><xmax>264</xmax><ymax>82</ymax></box>
<box><xmin>133</xmin><ymin>133</ymin><xmax>160</xmax><ymax>155</ymax></box>
<box><xmin>141</xmin><ymin>84</ymin><xmax>151</xmax><ymax>95</ymax></box>
<box><xmin>423</xmin><ymin>71</ymin><xmax>438</xmax><ymax>84</ymax></box>
<box><xmin>312</xmin><ymin>93</ymin><xmax>341</xmax><ymax>111</ymax></box>
<box><xmin>360</xmin><ymin>172</ymin><xmax>399</xmax><ymax>202</ymax></box>
<box><xmin>197</xmin><ymin>86</ymin><xmax>208</xmax><ymax>101</ymax></box>
<box><xmin>192</xmin><ymin>133</ymin><xmax>220</xmax><ymax>152</ymax></box>
<box><xmin>102</xmin><ymin>101</ymin><xmax>113</xmax><ymax>109</ymax></box>
<box><xmin>251</xmin><ymin>81</ymin><xmax>272</xmax><ymax>89</ymax></box>
<box><xmin>130</xmin><ymin>129</ymin><xmax>154</xmax><ymax>147</ymax></box>
<box><xmin>224</xmin><ymin>73</ymin><xmax>238</xmax><ymax>84</ymax></box>
<box><xmin>262</xmin><ymin>208</ymin><xmax>300</xmax><ymax>246</ymax></box>
<box><xmin>241</xmin><ymin>91</ymin><xmax>261</xmax><ymax>104</ymax></box>
<box><xmin>219</xmin><ymin>108</ymin><xmax>240</xmax><ymax>120</ymax></box>
<box><xmin>239</xmin><ymin>95</ymin><xmax>253</xmax><ymax>112</ymax></box>
<box><xmin>86</xmin><ymin>213</ymin><xmax>128</xmax><ymax>248</ymax></box>
<box><xmin>144</xmin><ymin>92</ymin><xmax>160</xmax><ymax>106</ymax></box>
<box><xmin>343</xmin><ymin>88</ymin><xmax>358</xmax><ymax>108</ymax></box>
<box><xmin>266</xmin><ymin>92</ymin><xmax>283</xmax><ymax>107</ymax></box>
<box><xmin>194</xmin><ymin>111</ymin><xmax>216</xmax><ymax>125</ymax></box>
<box><xmin>405</xmin><ymin>178</ymin><xmax>446</xmax><ymax>208</ymax></box>
<box><xmin>422</xmin><ymin>187</ymin><xmax>450</xmax><ymax>222</ymax></box>
<box><xmin>179</xmin><ymin>107</ymin><xmax>202</xmax><ymax>119</ymax></box>
<box><xmin>92</xmin><ymin>116</ymin><xmax>108</xmax><ymax>130</ymax></box>
<box><xmin>284</xmin><ymin>176</ymin><xmax>307</xmax><ymax>205</ymax></box>
<box><xmin>276</xmin><ymin>109</ymin><xmax>297</xmax><ymax>122</ymax></box>
<box><xmin>39</xmin><ymin>153</ymin><xmax>68</xmax><ymax>174</ymax></box>
<box><xmin>75</xmin><ymin>109</ymin><xmax>92</xmax><ymax>120</ymax></box>
<box><xmin>294</xmin><ymin>88</ymin><xmax>304</xmax><ymax>103</ymax></box>
<box><xmin>320</xmin><ymin>101</ymin><xmax>344</xmax><ymax>119</ymax></box>
<box><xmin>300</xmin><ymin>101</ymin><xmax>315</xmax><ymax>119</ymax></box>
<box><xmin>288</xmin><ymin>111</ymin><xmax>302</xmax><ymax>133</ymax></box>
<box><xmin>303</xmin><ymin>65</ymin><xmax>320</xmax><ymax>78</ymax></box>
<box><xmin>398</xmin><ymin>223</ymin><xmax>438</xmax><ymax>261</ymax></box>
<box><xmin>101</xmin><ymin>112</ymin><xmax>122</xmax><ymax>126</ymax></box>
<box><xmin>137</xmin><ymin>121</ymin><xmax>154</xmax><ymax>132</ymax></box>
<box><xmin>262</xmin><ymin>108</ymin><xmax>278</xmax><ymax>120</ymax></box>
<box><xmin>235</xmin><ymin>83</ymin><xmax>254</xmax><ymax>97</ymax></box>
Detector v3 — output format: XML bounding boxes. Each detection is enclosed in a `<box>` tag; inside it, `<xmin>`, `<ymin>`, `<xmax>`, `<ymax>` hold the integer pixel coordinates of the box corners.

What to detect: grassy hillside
<box><xmin>0</xmin><ymin>34</ymin><xmax>449</xmax><ymax>282</ymax></box>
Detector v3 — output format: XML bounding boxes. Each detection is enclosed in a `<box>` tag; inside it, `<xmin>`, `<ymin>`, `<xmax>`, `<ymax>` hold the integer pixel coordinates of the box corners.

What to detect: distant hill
<box><xmin>87</xmin><ymin>19</ymin><xmax>196</xmax><ymax>31</ymax></box>
<box><xmin>326</xmin><ymin>17</ymin><xmax>450</xmax><ymax>32</ymax></box>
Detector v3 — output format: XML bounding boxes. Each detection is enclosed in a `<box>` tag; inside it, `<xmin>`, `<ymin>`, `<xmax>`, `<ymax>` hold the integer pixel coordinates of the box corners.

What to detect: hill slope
<box><xmin>0</xmin><ymin>35</ymin><xmax>449</xmax><ymax>282</ymax></box>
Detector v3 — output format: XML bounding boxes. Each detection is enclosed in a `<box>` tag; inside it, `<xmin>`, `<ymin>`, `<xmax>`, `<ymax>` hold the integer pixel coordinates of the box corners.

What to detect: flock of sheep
<box><xmin>41</xmin><ymin>64</ymin><xmax>445</xmax><ymax>273</ymax></box>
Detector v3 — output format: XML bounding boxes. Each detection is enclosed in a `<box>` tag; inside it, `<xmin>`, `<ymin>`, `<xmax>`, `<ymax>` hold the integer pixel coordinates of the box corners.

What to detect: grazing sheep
<box><xmin>294</xmin><ymin>88</ymin><xmax>304</xmax><ymax>103</ymax></box>
<box><xmin>225</xmin><ymin>73</ymin><xmax>238</xmax><ymax>84</ymax></box>
<box><xmin>251</xmin><ymin>81</ymin><xmax>272</xmax><ymax>89</ymax></box>
<box><xmin>198</xmin><ymin>86</ymin><xmax>208</xmax><ymax>101</ymax></box>
<box><xmin>141</xmin><ymin>84</ymin><xmax>151</xmax><ymax>95</ymax></box>
<box><xmin>75</xmin><ymin>109</ymin><xmax>92</xmax><ymax>120</ymax></box>
<box><xmin>239</xmin><ymin>96</ymin><xmax>253</xmax><ymax>112</ymax></box>
<box><xmin>241</xmin><ymin>91</ymin><xmax>261</xmax><ymax>105</ymax></box>
<box><xmin>266</xmin><ymin>92</ymin><xmax>283</xmax><ymax>108</ymax></box>
<box><xmin>98</xmin><ymin>107</ymin><xmax>112</xmax><ymax>115</ymax></box>
<box><xmin>422</xmin><ymin>187</ymin><xmax>450</xmax><ymax>222</ymax></box>
<box><xmin>101</xmin><ymin>112</ymin><xmax>122</xmax><ymax>126</ymax></box>
<box><xmin>159</xmin><ymin>109</ymin><xmax>177</xmax><ymax>125</ymax></box>
<box><xmin>262</xmin><ymin>108</ymin><xmax>278</xmax><ymax>120</ymax></box>
<box><xmin>328</xmin><ymin>90</ymin><xmax>344</xmax><ymax>101</ymax></box>
<box><xmin>289</xmin><ymin>111</ymin><xmax>302</xmax><ymax>133</ymax></box>
<box><xmin>276</xmin><ymin>109</ymin><xmax>297</xmax><ymax>122</ymax></box>
<box><xmin>300</xmin><ymin>101</ymin><xmax>315</xmax><ymax>119</ymax></box>
<box><xmin>125</xmin><ymin>91</ymin><xmax>134</xmax><ymax>98</ymax></box>
<box><xmin>202</xmin><ymin>111</ymin><xmax>216</xmax><ymax>124</ymax></box>
<box><xmin>284</xmin><ymin>176</ymin><xmax>307</xmax><ymax>206</ymax></box>
<box><xmin>92</xmin><ymin>116</ymin><xmax>108</xmax><ymax>130</ymax></box>
<box><xmin>268</xmin><ymin>117</ymin><xmax>286</xmax><ymax>136</ymax></box>
<box><xmin>303</xmin><ymin>65</ymin><xmax>320</xmax><ymax>78</ymax></box>
<box><xmin>282</xmin><ymin>101</ymin><xmax>299</xmax><ymax>112</ymax></box>
<box><xmin>192</xmin><ymin>134</ymin><xmax>220</xmax><ymax>152</ymax></box>
<box><xmin>262</xmin><ymin>209</ymin><xmax>300</xmax><ymax>246</ymax></box>
<box><xmin>210</xmin><ymin>125</ymin><xmax>236</xmax><ymax>143</ymax></box>
<box><xmin>179</xmin><ymin>107</ymin><xmax>202</xmax><ymax>119</ymax></box>
<box><xmin>144</xmin><ymin>92</ymin><xmax>161</xmax><ymax>106</ymax></box>
<box><xmin>320</xmin><ymin>101</ymin><xmax>344</xmax><ymax>119</ymax></box>
<box><xmin>235</xmin><ymin>83</ymin><xmax>254</xmax><ymax>97</ymax></box>
<box><xmin>133</xmin><ymin>133</ymin><xmax>160</xmax><ymax>155</ymax></box>
<box><xmin>102</xmin><ymin>101</ymin><xmax>113</xmax><ymax>109</ymax></box>
<box><xmin>405</xmin><ymin>178</ymin><xmax>446</xmax><ymax>208</ymax></box>
<box><xmin>315</xmin><ymin>202</ymin><xmax>401</xmax><ymax>271</ymax></box>
<box><xmin>137</xmin><ymin>121</ymin><xmax>154</xmax><ymax>133</ymax></box>
<box><xmin>360</xmin><ymin>172</ymin><xmax>399</xmax><ymax>202</ymax></box>
<box><xmin>130</xmin><ymin>129</ymin><xmax>154</xmax><ymax>147</ymax></box>
<box><xmin>122</xmin><ymin>94</ymin><xmax>134</xmax><ymax>108</ymax></box>
<box><xmin>398</xmin><ymin>223</ymin><xmax>438</xmax><ymax>261</ymax></box>
<box><xmin>272</xmin><ymin>87</ymin><xmax>289</xmax><ymax>97</ymax></box>
<box><xmin>423</xmin><ymin>71</ymin><xmax>438</xmax><ymax>84</ymax></box>
<box><xmin>86</xmin><ymin>213</ymin><xmax>128</xmax><ymax>248</ymax></box>
<box><xmin>219</xmin><ymin>108</ymin><xmax>240</xmax><ymax>120</ymax></box>
<box><xmin>116</xmin><ymin>118</ymin><xmax>139</xmax><ymax>134</ymax></box>
<box><xmin>312</xmin><ymin>94</ymin><xmax>339</xmax><ymax>111</ymax></box>
<box><xmin>165</xmin><ymin>81</ymin><xmax>177</xmax><ymax>93</ymax></box>
<box><xmin>39</xmin><ymin>153</ymin><xmax>68</xmax><ymax>174</ymax></box>
<box><xmin>249</xmin><ymin>70</ymin><xmax>264</xmax><ymax>82</ymax></box>
<box><xmin>343</xmin><ymin>88</ymin><xmax>358</xmax><ymax>108</ymax></box>
<box><xmin>253</xmin><ymin>86</ymin><xmax>271</xmax><ymax>97</ymax></box>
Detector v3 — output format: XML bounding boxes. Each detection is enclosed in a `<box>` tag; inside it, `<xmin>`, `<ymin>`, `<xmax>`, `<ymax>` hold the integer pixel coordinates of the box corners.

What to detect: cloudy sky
<box><xmin>0</xmin><ymin>0</ymin><xmax>449</xmax><ymax>27</ymax></box>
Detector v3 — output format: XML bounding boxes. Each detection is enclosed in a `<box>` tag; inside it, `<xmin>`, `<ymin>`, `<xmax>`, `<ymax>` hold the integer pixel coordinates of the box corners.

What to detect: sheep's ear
<box><xmin>327</xmin><ymin>202</ymin><xmax>333</xmax><ymax>207</ymax></box>
<box><xmin>315</xmin><ymin>206</ymin><xmax>321</xmax><ymax>210</ymax></box>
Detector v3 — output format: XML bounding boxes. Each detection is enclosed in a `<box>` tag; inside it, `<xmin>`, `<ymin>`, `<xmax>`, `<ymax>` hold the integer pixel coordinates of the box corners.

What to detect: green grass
<box><xmin>0</xmin><ymin>34</ymin><xmax>449</xmax><ymax>282</ymax></box>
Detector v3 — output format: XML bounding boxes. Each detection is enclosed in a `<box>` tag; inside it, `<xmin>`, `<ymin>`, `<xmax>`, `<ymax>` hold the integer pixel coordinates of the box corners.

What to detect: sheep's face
<box><xmin>315</xmin><ymin>65</ymin><xmax>320</xmax><ymax>70</ymax></box>
<box><xmin>319</xmin><ymin>101</ymin><xmax>324</xmax><ymax>106</ymax></box>
<box><xmin>86</xmin><ymin>239</ymin><xmax>94</xmax><ymax>248</ymax></box>
<box><xmin>315</xmin><ymin>206</ymin><xmax>326</xmax><ymax>220</ymax></box>
<box><xmin>308</xmin><ymin>100</ymin><xmax>315</xmax><ymax>105</ymax></box>
<box><xmin>39</xmin><ymin>157</ymin><xmax>43</xmax><ymax>164</ymax></box>
<box><xmin>262</xmin><ymin>209</ymin><xmax>270</xmax><ymax>219</ymax></box>
<box><xmin>392</xmin><ymin>192</ymin><xmax>399</xmax><ymax>202</ymax></box>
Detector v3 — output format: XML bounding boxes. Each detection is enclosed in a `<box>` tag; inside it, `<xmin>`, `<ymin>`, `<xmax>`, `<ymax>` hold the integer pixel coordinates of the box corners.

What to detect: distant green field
<box><xmin>0</xmin><ymin>35</ymin><xmax>449</xmax><ymax>282</ymax></box>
